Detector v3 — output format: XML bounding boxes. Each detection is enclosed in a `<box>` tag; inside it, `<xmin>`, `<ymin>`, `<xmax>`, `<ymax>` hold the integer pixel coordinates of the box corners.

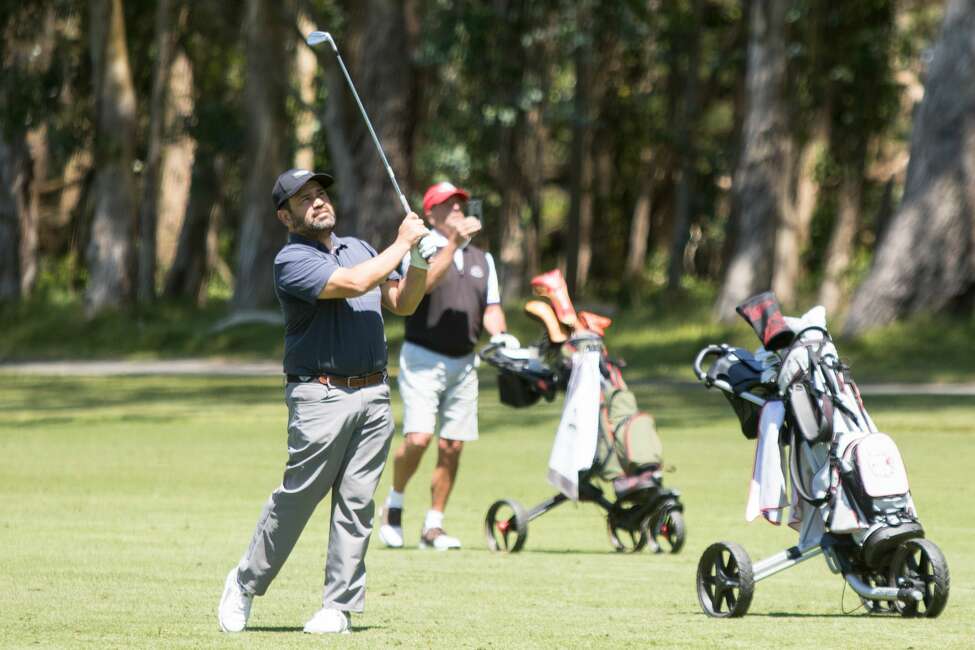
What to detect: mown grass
<box><xmin>0</xmin><ymin>374</ymin><xmax>972</xmax><ymax>648</ymax></box>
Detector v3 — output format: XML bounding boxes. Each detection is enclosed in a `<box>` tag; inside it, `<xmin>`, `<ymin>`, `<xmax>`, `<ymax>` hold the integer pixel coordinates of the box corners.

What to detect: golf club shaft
<box><xmin>327</xmin><ymin>39</ymin><xmax>411</xmax><ymax>215</ymax></box>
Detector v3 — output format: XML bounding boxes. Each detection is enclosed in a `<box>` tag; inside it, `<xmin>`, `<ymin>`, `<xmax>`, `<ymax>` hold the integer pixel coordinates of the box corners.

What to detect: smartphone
<box><xmin>468</xmin><ymin>199</ymin><xmax>483</xmax><ymax>221</ymax></box>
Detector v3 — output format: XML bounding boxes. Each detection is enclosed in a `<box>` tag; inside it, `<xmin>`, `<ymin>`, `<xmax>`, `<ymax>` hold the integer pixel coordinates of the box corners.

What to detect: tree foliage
<box><xmin>0</xmin><ymin>0</ymin><xmax>967</xmax><ymax>331</ymax></box>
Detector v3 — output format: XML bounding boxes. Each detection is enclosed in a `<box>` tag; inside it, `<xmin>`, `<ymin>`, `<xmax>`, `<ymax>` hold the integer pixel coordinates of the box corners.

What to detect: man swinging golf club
<box><xmin>379</xmin><ymin>181</ymin><xmax>517</xmax><ymax>550</ymax></box>
<box><xmin>216</xmin><ymin>168</ymin><xmax>435</xmax><ymax>634</ymax></box>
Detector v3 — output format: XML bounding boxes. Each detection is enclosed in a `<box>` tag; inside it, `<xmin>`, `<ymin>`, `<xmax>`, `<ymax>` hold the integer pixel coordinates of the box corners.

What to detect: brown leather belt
<box><xmin>287</xmin><ymin>370</ymin><xmax>387</xmax><ymax>388</ymax></box>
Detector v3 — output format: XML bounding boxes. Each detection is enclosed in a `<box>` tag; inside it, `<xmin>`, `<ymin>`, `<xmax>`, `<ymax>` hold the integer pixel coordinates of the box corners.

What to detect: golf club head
<box><xmin>306</xmin><ymin>31</ymin><xmax>336</xmax><ymax>50</ymax></box>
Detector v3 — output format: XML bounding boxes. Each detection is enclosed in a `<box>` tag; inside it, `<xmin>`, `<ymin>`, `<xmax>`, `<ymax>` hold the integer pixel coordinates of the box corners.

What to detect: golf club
<box><xmin>306</xmin><ymin>30</ymin><xmax>411</xmax><ymax>216</ymax></box>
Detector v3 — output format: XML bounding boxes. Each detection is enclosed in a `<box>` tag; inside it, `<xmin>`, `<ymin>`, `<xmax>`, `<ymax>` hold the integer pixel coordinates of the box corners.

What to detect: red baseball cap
<box><xmin>422</xmin><ymin>181</ymin><xmax>470</xmax><ymax>213</ymax></box>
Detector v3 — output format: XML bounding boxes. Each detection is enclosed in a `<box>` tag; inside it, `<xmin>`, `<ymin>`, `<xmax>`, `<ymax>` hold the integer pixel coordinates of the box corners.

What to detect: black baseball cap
<box><xmin>272</xmin><ymin>168</ymin><xmax>335</xmax><ymax>208</ymax></box>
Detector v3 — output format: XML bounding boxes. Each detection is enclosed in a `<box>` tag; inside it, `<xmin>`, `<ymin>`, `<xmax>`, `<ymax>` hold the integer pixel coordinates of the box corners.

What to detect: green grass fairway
<box><xmin>1</xmin><ymin>374</ymin><xmax>973</xmax><ymax>648</ymax></box>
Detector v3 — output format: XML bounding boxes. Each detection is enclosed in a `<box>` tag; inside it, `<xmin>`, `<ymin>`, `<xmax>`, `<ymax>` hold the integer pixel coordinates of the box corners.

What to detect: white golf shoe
<box><xmin>419</xmin><ymin>527</ymin><xmax>462</xmax><ymax>550</ymax></box>
<box><xmin>378</xmin><ymin>506</ymin><xmax>404</xmax><ymax>548</ymax></box>
<box><xmin>303</xmin><ymin>607</ymin><xmax>351</xmax><ymax>634</ymax></box>
<box><xmin>217</xmin><ymin>568</ymin><xmax>253</xmax><ymax>633</ymax></box>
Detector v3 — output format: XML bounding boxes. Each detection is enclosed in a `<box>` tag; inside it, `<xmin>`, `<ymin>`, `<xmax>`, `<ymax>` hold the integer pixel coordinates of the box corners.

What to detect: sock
<box><xmin>424</xmin><ymin>509</ymin><xmax>444</xmax><ymax>532</ymax></box>
<box><xmin>386</xmin><ymin>489</ymin><xmax>404</xmax><ymax>509</ymax></box>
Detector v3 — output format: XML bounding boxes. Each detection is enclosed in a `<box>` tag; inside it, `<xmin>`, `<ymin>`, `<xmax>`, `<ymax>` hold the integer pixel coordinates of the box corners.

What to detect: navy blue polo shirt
<box><xmin>274</xmin><ymin>233</ymin><xmax>401</xmax><ymax>376</ymax></box>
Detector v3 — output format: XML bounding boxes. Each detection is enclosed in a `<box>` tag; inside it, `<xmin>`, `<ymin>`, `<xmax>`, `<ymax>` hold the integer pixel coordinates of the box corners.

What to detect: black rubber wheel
<box><xmin>484</xmin><ymin>499</ymin><xmax>529</xmax><ymax>553</ymax></box>
<box><xmin>650</xmin><ymin>509</ymin><xmax>686</xmax><ymax>554</ymax></box>
<box><xmin>607</xmin><ymin>504</ymin><xmax>649</xmax><ymax>552</ymax></box>
<box><xmin>889</xmin><ymin>538</ymin><xmax>950</xmax><ymax>618</ymax></box>
<box><xmin>697</xmin><ymin>542</ymin><xmax>755</xmax><ymax>618</ymax></box>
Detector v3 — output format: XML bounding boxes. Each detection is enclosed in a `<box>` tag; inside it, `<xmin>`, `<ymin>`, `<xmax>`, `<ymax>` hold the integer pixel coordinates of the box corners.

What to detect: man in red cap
<box><xmin>379</xmin><ymin>181</ymin><xmax>518</xmax><ymax>550</ymax></box>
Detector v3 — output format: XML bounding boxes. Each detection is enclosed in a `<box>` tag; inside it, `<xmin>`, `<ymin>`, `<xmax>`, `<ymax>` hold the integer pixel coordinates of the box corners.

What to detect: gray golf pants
<box><xmin>236</xmin><ymin>380</ymin><xmax>394</xmax><ymax>612</ymax></box>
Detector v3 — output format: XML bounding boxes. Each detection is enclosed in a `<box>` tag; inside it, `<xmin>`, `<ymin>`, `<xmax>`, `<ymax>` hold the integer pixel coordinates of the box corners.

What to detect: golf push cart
<box><xmin>692</xmin><ymin>292</ymin><xmax>949</xmax><ymax>618</ymax></box>
<box><xmin>480</xmin><ymin>269</ymin><xmax>685</xmax><ymax>555</ymax></box>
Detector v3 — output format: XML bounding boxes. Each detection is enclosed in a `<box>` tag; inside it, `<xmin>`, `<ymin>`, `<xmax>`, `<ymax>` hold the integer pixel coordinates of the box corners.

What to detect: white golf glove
<box><xmin>409</xmin><ymin>235</ymin><xmax>438</xmax><ymax>270</ymax></box>
<box><xmin>489</xmin><ymin>332</ymin><xmax>521</xmax><ymax>350</ymax></box>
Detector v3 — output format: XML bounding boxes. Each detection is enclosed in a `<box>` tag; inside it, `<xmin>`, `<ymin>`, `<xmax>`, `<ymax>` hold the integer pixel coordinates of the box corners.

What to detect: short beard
<box><xmin>289</xmin><ymin>208</ymin><xmax>333</xmax><ymax>238</ymax></box>
<box><xmin>299</xmin><ymin>220</ymin><xmax>330</xmax><ymax>235</ymax></box>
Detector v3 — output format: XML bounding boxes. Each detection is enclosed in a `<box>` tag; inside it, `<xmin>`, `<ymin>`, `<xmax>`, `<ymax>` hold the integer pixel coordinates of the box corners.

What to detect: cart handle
<box><xmin>692</xmin><ymin>344</ymin><xmax>768</xmax><ymax>406</ymax></box>
<box><xmin>693</xmin><ymin>344</ymin><xmax>730</xmax><ymax>383</ymax></box>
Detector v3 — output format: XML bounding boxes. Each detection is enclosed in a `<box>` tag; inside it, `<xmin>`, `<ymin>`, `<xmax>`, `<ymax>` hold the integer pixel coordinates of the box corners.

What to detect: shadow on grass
<box><xmin>486</xmin><ymin>548</ymin><xmax>624</xmax><ymax>557</ymax></box>
<box><xmin>246</xmin><ymin>626</ymin><xmax>304</xmax><ymax>633</ymax></box>
<box><xmin>755</xmin><ymin>612</ymin><xmax>869</xmax><ymax>618</ymax></box>
<box><xmin>248</xmin><ymin>624</ymin><xmax>380</xmax><ymax>633</ymax></box>
<box><xmin>0</xmin><ymin>378</ymin><xmax>278</xmax><ymax>415</ymax></box>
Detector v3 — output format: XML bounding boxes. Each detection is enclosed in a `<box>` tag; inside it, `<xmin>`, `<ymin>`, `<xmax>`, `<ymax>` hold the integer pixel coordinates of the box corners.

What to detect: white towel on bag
<box><xmin>745</xmin><ymin>400</ymin><xmax>789</xmax><ymax>524</ymax></box>
<box><xmin>547</xmin><ymin>346</ymin><xmax>602</xmax><ymax>500</ymax></box>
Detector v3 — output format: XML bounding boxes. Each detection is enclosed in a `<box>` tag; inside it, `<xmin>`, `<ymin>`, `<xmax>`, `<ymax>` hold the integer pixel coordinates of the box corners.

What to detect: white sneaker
<box><xmin>419</xmin><ymin>527</ymin><xmax>462</xmax><ymax>550</ymax></box>
<box><xmin>217</xmin><ymin>568</ymin><xmax>253</xmax><ymax>633</ymax></box>
<box><xmin>378</xmin><ymin>506</ymin><xmax>404</xmax><ymax>548</ymax></box>
<box><xmin>303</xmin><ymin>607</ymin><xmax>351</xmax><ymax>634</ymax></box>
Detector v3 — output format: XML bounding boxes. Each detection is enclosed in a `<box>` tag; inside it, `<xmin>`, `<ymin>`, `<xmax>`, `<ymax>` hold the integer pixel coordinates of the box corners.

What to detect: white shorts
<box><xmin>397</xmin><ymin>341</ymin><xmax>479</xmax><ymax>441</ymax></box>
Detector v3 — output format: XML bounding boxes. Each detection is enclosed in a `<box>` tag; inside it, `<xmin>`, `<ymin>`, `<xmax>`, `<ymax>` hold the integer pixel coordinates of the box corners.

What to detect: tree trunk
<box><xmin>714</xmin><ymin>0</ymin><xmax>790</xmax><ymax>321</ymax></box>
<box><xmin>625</xmin><ymin>148</ymin><xmax>655</xmax><ymax>301</ymax></box>
<box><xmin>624</xmin><ymin>11</ymin><xmax>660</xmax><ymax>300</ymax></box>
<box><xmin>164</xmin><ymin>153</ymin><xmax>220</xmax><ymax>303</ymax></box>
<box><xmin>322</xmin><ymin>0</ymin><xmax>417</xmax><ymax>245</ymax></box>
<box><xmin>772</xmin><ymin>115</ymin><xmax>828</xmax><ymax>308</ymax></box>
<box><xmin>845</xmin><ymin>0</ymin><xmax>975</xmax><ymax>335</ymax></box>
<box><xmin>136</xmin><ymin>0</ymin><xmax>177</xmax><ymax>303</ymax></box>
<box><xmin>667</xmin><ymin>0</ymin><xmax>702</xmax><ymax>291</ymax></box>
<box><xmin>566</xmin><ymin>2</ymin><xmax>594</xmax><ymax>298</ymax></box>
<box><xmin>294</xmin><ymin>11</ymin><xmax>318</xmax><ymax>171</ymax></box>
<box><xmin>497</xmin><ymin>115</ymin><xmax>527</xmax><ymax>298</ymax></box>
<box><xmin>0</xmin><ymin>139</ymin><xmax>26</xmax><ymax>301</ymax></box>
<box><xmin>233</xmin><ymin>0</ymin><xmax>291</xmax><ymax>309</ymax></box>
<box><xmin>156</xmin><ymin>47</ymin><xmax>196</xmax><ymax>277</ymax></box>
<box><xmin>1</xmin><ymin>5</ymin><xmax>56</xmax><ymax>301</ymax></box>
<box><xmin>818</xmin><ymin>171</ymin><xmax>862</xmax><ymax>314</ymax></box>
<box><xmin>85</xmin><ymin>0</ymin><xmax>138</xmax><ymax>317</ymax></box>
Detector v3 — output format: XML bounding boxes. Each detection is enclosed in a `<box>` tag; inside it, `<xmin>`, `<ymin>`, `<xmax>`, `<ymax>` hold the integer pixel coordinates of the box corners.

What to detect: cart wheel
<box><xmin>889</xmin><ymin>538</ymin><xmax>950</xmax><ymax>618</ymax></box>
<box><xmin>856</xmin><ymin>572</ymin><xmax>896</xmax><ymax>614</ymax></box>
<box><xmin>650</xmin><ymin>509</ymin><xmax>686</xmax><ymax>554</ymax></box>
<box><xmin>484</xmin><ymin>499</ymin><xmax>529</xmax><ymax>553</ymax></box>
<box><xmin>607</xmin><ymin>504</ymin><xmax>649</xmax><ymax>552</ymax></box>
<box><xmin>697</xmin><ymin>542</ymin><xmax>754</xmax><ymax>618</ymax></box>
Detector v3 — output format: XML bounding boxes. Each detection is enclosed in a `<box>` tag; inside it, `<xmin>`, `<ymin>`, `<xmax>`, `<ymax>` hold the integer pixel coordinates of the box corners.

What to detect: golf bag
<box><xmin>692</xmin><ymin>293</ymin><xmax>949</xmax><ymax>618</ymax></box>
<box><xmin>480</xmin><ymin>269</ymin><xmax>682</xmax><ymax>555</ymax></box>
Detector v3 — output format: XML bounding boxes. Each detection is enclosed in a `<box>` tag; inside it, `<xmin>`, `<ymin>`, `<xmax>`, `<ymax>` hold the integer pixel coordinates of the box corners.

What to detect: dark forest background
<box><xmin>2</xmin><ymin>0</ymin><xmax>973</xmax><ymax>336</ymax></box>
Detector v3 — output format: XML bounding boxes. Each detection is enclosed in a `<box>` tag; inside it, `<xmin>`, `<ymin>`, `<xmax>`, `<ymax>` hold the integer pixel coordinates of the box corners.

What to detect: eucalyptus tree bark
<box><xmin>489</xmin><ymin>1</ymin><xmax>542</xmax><ymax>299</ymax></box>
<box><xmin>293</xmin><ymin>11</ymin><xmax>318</xmax><ymax>171</ymax></box>
<box><xmin>772</xmin><ymin>115</ymin><xmax>828</xmax><ymax>308</ymax></box>
<box><xmin>714</xmin><ymin>0</ymin><xmax>791</xmax><ymax>322</ymax></box>
<box><xmin>845</xmin><ymin>0</ymin><xmax>975</xmax><ymax>335</ymax></box>
<box><xmin>321</xmin><ymin>0</ymin><xmax>416</xmax><ymax>245</ymax></box>
<box><xmin>497</xmin><ymin>115</ymin><xmax>528</xmax><ymax>298</ymax></box>
<box><xmin>624</xmin><ymin>8</ymin><xmax>660</xmax><ymax>300</ymax></box>
<box><xmin>233</xmin><ymin>0</ymin><xmax>291</xmax><ymax>309</ymax></box>
<box><xmin>85</xmin><ymin>0</ymin><xmax>138</xmax><ymax>316</ymax></box>
<box><xmin>156</xmin><ymin>48</ymin><xmax>195</xmax><ymax>274</ymax></box>
<box><xmin>21</xmin><ymin>125</ymin><xmax>46</xmax><ymax>298</ymax></box>
<box><xmin>625</xmin><ymin>147</ymin><xmax>655</xmax><ymax>297</ymax></box>
<box><xmin>818</xmin><ymin>171</ymin><xmax>862</xmax><ymax>314</ymax></box>
<box><xmin>566</xmin><ymin>2</ymin><xmax>595</xmax><ymax>299</ymax></box>
<box><xmin>164</xmin><ymin>153</ymin><xmax>221</xmax><ymax>303</ymax></box>
<box><xmin>1</xmin><ymin>5</ymin><xmax>57</xmax><ymax>300</ymax></box>
<box><xmin>137</xmin><ymin>0</ymin><xmax>178</xmax><ymax>303</ymax></box>
<box><xmin>667</xmin><ymin>0</ymin><xmax>702</xmax><ymax>291</ymax></box>
<box><xmin>0</xmin><ymin>140</ymin><xmax>26</xmax><ymax>301</ymax></box>
<box><xmin>520</xmin><ymin>80</ymin><xmax>546</xmax><ymax>284</ymax></box>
